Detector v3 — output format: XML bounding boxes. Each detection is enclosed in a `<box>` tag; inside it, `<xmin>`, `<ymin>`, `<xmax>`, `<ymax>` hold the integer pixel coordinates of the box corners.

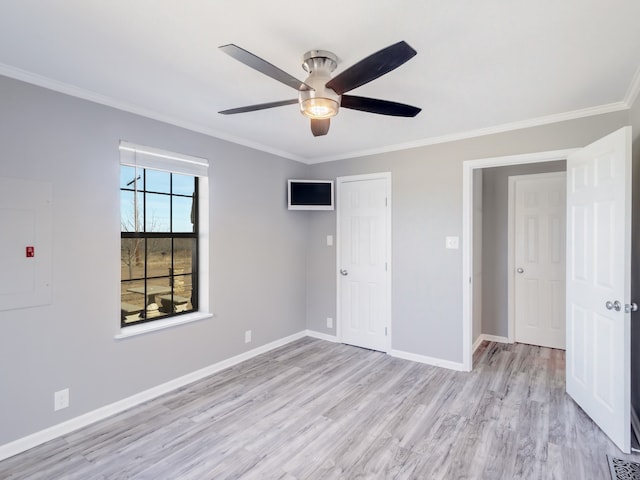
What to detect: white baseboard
<box><xmin>308</xmin><ymin>332</ymin><xmax>467</xmax><ymax>372</ymax></box>
<box><xmin>0</xmin><ymin>330</ymin><xmax>309</xmax><ymax>462</ymax></box>
<box><xmin>473</xmin><ymin>334</ymin><xmax>510</xmax><ymax>352</ymax></box>
<box><xmin>0</xmin><ymin>330</ymin><xmax>485</xmax><ymax>460</ymax></box>
<box><xmin>388</xmin><ymin>349</ymin><xmax>466</xmax><ymax>372</ymax></box>
<box><xmin>304</xmin><ymin>330</ymin><xmax>338</xmax><ymax>343</ymax></box>
<box><xmin>306</xmin><ymin>331</ymin><xmax>466</xmax><ymax>371</ymax></box>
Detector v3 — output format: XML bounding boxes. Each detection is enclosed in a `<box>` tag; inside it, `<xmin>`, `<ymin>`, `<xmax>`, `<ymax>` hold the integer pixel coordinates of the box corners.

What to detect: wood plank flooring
<box><xmin>1</xmin><ymin>338</ymin><xmax>638</xmax><ymax>479</ymax></box>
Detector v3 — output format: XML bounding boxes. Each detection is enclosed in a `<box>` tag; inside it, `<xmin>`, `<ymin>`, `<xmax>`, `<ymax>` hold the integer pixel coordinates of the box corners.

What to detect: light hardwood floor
<box><xmin>1</xmin><ymin>338</ymin><xmax>637</xmax><ymax>479</ymax></box>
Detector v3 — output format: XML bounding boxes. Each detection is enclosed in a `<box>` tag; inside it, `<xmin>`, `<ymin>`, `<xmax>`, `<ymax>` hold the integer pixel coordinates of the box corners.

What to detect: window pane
<box><xmin>145</xmin><ymin>193</ymin><xmax>170</xmax><ymax>232</ymax></box>
<box><xmin>186</xmin><ymin>275</ymin><xmax>196</xmax><ymax>310</ymax></box>
<box><xmin>173</xmin><ymin>238</ymin><xmax>194</xmax><ymax>275</ymax></box>
<box><xmin>145</xmin><ymin>169</ymin><xmax>170</xmax><ymax>193</ymax></box>
<box><xmin>147</xmin><ymin>278</ymin><xmax>172</xmax><ymax>319</ymax></box>
<box><xmin>173</xmin><ymin>196</ymin><xmax>194</xmax><ymax>232</ymax></box>
<box><xmin>120</xmin><ymin>160</ymin><xmax>199</xmax><ymax>326</ymax></box>
<box><xmin>120</xmin><ymin>165</ymin><xmax>141</xmax><ymax>190</ymax></box>
<box><xmin>147</xmin><ymin>237</ymin><xmax>172</xmax><ymax>279</ymax></box>
<box><xmin>121</xmin><ymin>238</ymin><xmax>145</xmax><ymax>280</ymax></box>
<box><xmin>120</xmin><ymin>190</ymin><xmax>142</xmax><ymax>233</ymax></box>
<box><xmin>172</xmin><ymin>174</ymin><xmax>195</xmax><ymax>196</ymax></box>
<box><xmin>121</xmin><ymin>280</ymin><xmax>145</xmax><ymax>324</ymax></box>
<box><xmin>167</xmin><ymin>275</ymin><xmax>194</xmax><ymax>313</ymax></box>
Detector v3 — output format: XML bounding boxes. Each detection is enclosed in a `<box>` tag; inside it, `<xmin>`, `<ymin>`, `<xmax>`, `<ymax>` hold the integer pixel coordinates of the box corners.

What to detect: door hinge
<box><xmin>385</xmin><ymin>327</ymin><xmax>388</xmax><ymax>336</ymax></box>
<box><xmin>385</xmin><ymin>197</ymin><xmax>388</xmax><ymax>207</ymax></box>
<box><xmin>385</xmin><ymin>262</ymin><xmax>388</xmax><ymax>271</ymax></box>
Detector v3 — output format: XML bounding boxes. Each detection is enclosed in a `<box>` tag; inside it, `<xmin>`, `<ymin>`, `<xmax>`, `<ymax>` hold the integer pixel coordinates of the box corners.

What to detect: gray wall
<box><xmin>480</xmin><ymin>161</ymin><xmax>566</xmax><ymax>338</ymax></box>
<box><xmin>306</xmin><ymin>111</ymin><xmax>631</xmax><ymax>363</ymax></box>
<box><xmin>472</xmin><ymin>169</ymin><xmax>483</xmax><ymax>344</ymax></box>
<box><xmin>0</xmin><ymin>75</ymin><xmax>309</xmax><ymax>445</ymax></box>
<box><xmin>1</xmin><ymin>71</ymin><xmax>637</xmax><ymax>449</ymax></box>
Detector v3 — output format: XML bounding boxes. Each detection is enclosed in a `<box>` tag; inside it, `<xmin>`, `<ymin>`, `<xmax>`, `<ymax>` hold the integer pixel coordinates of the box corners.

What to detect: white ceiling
<box><xmin>0</xmin><ymin>1</ymin><xmax>639</xmax><ymax>164</ymax></box>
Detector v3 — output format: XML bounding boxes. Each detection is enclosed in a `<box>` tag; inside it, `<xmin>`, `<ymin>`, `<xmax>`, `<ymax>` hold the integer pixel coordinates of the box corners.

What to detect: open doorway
<box><xmin>463</xmin><ymin>127</ymin><xmax>634</xmax><ymax>453</ymax></box>
<box><xmin>479</xmin><ymin>164</ymin><xmax>566</xmax><ymax>348</ymax></box>
<box><xmin>461</xmin><ymin>149</ymin><xmax>577</xmax><ymax>371</ymax></box>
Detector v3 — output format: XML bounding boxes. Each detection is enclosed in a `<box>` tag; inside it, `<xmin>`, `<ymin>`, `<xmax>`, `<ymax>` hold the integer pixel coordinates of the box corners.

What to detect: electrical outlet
<box><xmin>54</xmin><ymin>388</ymin><xmax>69</xmax><ymax>411</ymax></box>
<box><xmin>326</xmin><ymin>317</ymin><xmax>333</xmax><ymax>329</ymax></box>
<box><xmin>445</xmin><ymin>236</ymin><xmax>459</xmax><ymax>249</ymax></box>
<box><xmin>245</xmin><ymin>330</ymin><xmax>252</xmax><ymax>343</ymax></box>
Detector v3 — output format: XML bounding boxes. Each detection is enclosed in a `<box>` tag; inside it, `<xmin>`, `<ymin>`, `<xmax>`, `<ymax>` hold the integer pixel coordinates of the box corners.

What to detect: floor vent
<box><xmin>608</xmin><ymin>455</ymin><xmax>640</xmax><ymax>480</ymax></box>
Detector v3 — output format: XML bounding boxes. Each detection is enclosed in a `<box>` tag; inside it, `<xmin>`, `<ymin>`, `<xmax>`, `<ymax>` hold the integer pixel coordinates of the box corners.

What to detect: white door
<box><xmin>566</xmin><ymin>126</ymin><xmax>632</xmax><ymax>453</ymax></box>
<box><xmin>337</xmin><ymin>173</ymin><xmax>390</xmax><ymax>352</ymax></box>
<box><xmin>513</xmin><ymin>172</ymin><xmax>566</xmax><ymax>349</ymax></box>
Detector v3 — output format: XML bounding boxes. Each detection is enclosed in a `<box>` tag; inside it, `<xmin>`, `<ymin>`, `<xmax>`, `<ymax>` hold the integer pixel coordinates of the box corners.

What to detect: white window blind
<box><xmin>119</xmin><ymin>141</ymin><xmax>208</xmax><ymax>177</ymax></box>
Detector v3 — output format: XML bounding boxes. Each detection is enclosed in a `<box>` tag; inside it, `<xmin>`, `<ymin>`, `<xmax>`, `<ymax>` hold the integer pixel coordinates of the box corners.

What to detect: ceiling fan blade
<box><xmin>325</xmin><ymin>41</ymin><xmax>417</xmax><ymax>95</ymax></box>
<box><xmin>311</xmin><ymin>118</ymin><xmax>330</xmax><ymax>137</ymax></box>
<box><xmin>219</xmin><ymin>44</ymin><xmax>313</xmax><ymax>91</ymax></box>
<box><xmin>219</xmin><ymin>99</ymin><xmax>298</xmax><ymax>115</ymax></box>
<box><xmin>341</xmin><ymin>95</ymin><xmax>421</xmax><ymax>117</ymax></box>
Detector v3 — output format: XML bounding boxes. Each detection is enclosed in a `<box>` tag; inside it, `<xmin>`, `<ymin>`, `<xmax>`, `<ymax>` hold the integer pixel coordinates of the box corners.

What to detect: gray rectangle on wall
<box><xmin>0</xmin><ymin>177</ymin><xmax>52</xmax><ymax>311</ymax></box>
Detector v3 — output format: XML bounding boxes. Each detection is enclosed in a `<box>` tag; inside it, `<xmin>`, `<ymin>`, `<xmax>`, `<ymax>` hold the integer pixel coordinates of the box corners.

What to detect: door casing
<box><xmin>462</xmin><ymin>149</ymin><xmax>578</xmax><ymax>371</ymax></box>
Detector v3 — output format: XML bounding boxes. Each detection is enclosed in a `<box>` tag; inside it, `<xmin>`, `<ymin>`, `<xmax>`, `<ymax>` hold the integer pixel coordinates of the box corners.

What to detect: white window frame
<box><xmin>115</xmin><ymin>141</ymin><xmax>211</xmax><ymax>339</ymax></box>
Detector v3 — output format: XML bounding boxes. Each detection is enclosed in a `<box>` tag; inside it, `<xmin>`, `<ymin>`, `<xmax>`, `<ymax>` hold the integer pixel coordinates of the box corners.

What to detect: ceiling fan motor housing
<box><xmin>299</xmin><ymin>50</ymin><xmax>341</xmax><ymax>119</ymax></box>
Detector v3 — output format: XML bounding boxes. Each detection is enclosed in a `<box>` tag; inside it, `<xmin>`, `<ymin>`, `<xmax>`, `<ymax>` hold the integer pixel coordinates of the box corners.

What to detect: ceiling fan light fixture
<box><xmin>299</xmin><ymin>50</ymin><xmax>340</xmax><ymax>119</ymax></box>
<box><xmin>300</xmin><ymin>97</ymin><xmax>339</xmax><ymax>119</ymax></box>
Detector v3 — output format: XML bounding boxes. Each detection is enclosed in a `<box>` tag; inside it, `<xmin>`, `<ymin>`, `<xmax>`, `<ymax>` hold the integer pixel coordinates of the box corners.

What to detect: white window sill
<box><xmin>114</xmin><ymin>312</ymin><xmax>213</xmax><ymax>339</ymax></box>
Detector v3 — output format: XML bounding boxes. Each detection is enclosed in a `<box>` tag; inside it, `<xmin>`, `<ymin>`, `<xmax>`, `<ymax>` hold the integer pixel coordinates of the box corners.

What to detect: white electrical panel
<box><xmin>0</xmin><ymin>177</ymin><xmax>52</xmax><ymax>311</ymax></box>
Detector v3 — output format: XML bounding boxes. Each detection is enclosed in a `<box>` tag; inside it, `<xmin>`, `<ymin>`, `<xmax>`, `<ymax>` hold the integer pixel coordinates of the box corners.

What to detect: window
<box><xmin>119</xmin><ymin>142</ymin><xmax>208</xmax><ymax>328</ymax></box>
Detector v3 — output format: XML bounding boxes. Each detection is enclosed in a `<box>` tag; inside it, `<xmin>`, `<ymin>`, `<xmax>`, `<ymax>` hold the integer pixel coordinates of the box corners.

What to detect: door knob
<box><xmin>606</xmin><ymin>300</ymin><xmax>623</xmax><ymax>311</ymax></box>
<box><xmin>625</xmin><ymin>302</ymin><xmax>638</xmax><ymax>313</ymax></box>
<box><xmin>340</xmin><ymin>269</ymin><xmax>348</xmax><ymax>276</ymax></box>
<box><xmin>516</xmin><ymin>267</ymin><xmax>524</xmax><ymax>274</ymax></box>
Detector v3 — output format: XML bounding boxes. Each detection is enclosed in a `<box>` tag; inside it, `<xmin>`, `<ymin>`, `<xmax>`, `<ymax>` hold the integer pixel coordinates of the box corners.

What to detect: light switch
<box><xmin>326</xmin><ymin>235</ymin><xmax>333</xmax><ymax>246</ymax></box>
<box><xmin>446</xmin><ymin>236</ymin><xmax>459</xmax><ymax>249</ymax></box>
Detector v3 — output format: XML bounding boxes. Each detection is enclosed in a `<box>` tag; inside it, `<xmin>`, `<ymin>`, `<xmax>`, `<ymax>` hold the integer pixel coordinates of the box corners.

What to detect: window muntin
<box><xmin>120</xmin><ymin>166</ymin><xmax>198</xmax><ymax>326</ymax></box>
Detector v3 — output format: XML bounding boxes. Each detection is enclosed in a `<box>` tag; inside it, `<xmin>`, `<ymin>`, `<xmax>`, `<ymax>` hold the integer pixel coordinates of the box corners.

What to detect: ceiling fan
<box><xmin>218</xmin><ymin>41</ymin><xmax>422</xmax><ymax>137</ymax></box>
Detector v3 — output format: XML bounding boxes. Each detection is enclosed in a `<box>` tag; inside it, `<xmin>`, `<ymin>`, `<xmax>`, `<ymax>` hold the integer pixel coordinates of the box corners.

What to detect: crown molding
<box><xmin>623</xmin><ymin>65</ymin><xmax>640</xmax><ymax>108</ymax></box>
<box><xmin>1</xmin><ymin>62</ymin><xmax>636</xmax><ymax>166</ymax></box>
<box><xmin>305</xmin><ymin>101</ymin><xmax>629</xmax><ymax>164</ymax></box>
<box><xmin>0</xmin><ymin>63</ymin><xmax>305</xmax><ymax>163</ymax></box>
